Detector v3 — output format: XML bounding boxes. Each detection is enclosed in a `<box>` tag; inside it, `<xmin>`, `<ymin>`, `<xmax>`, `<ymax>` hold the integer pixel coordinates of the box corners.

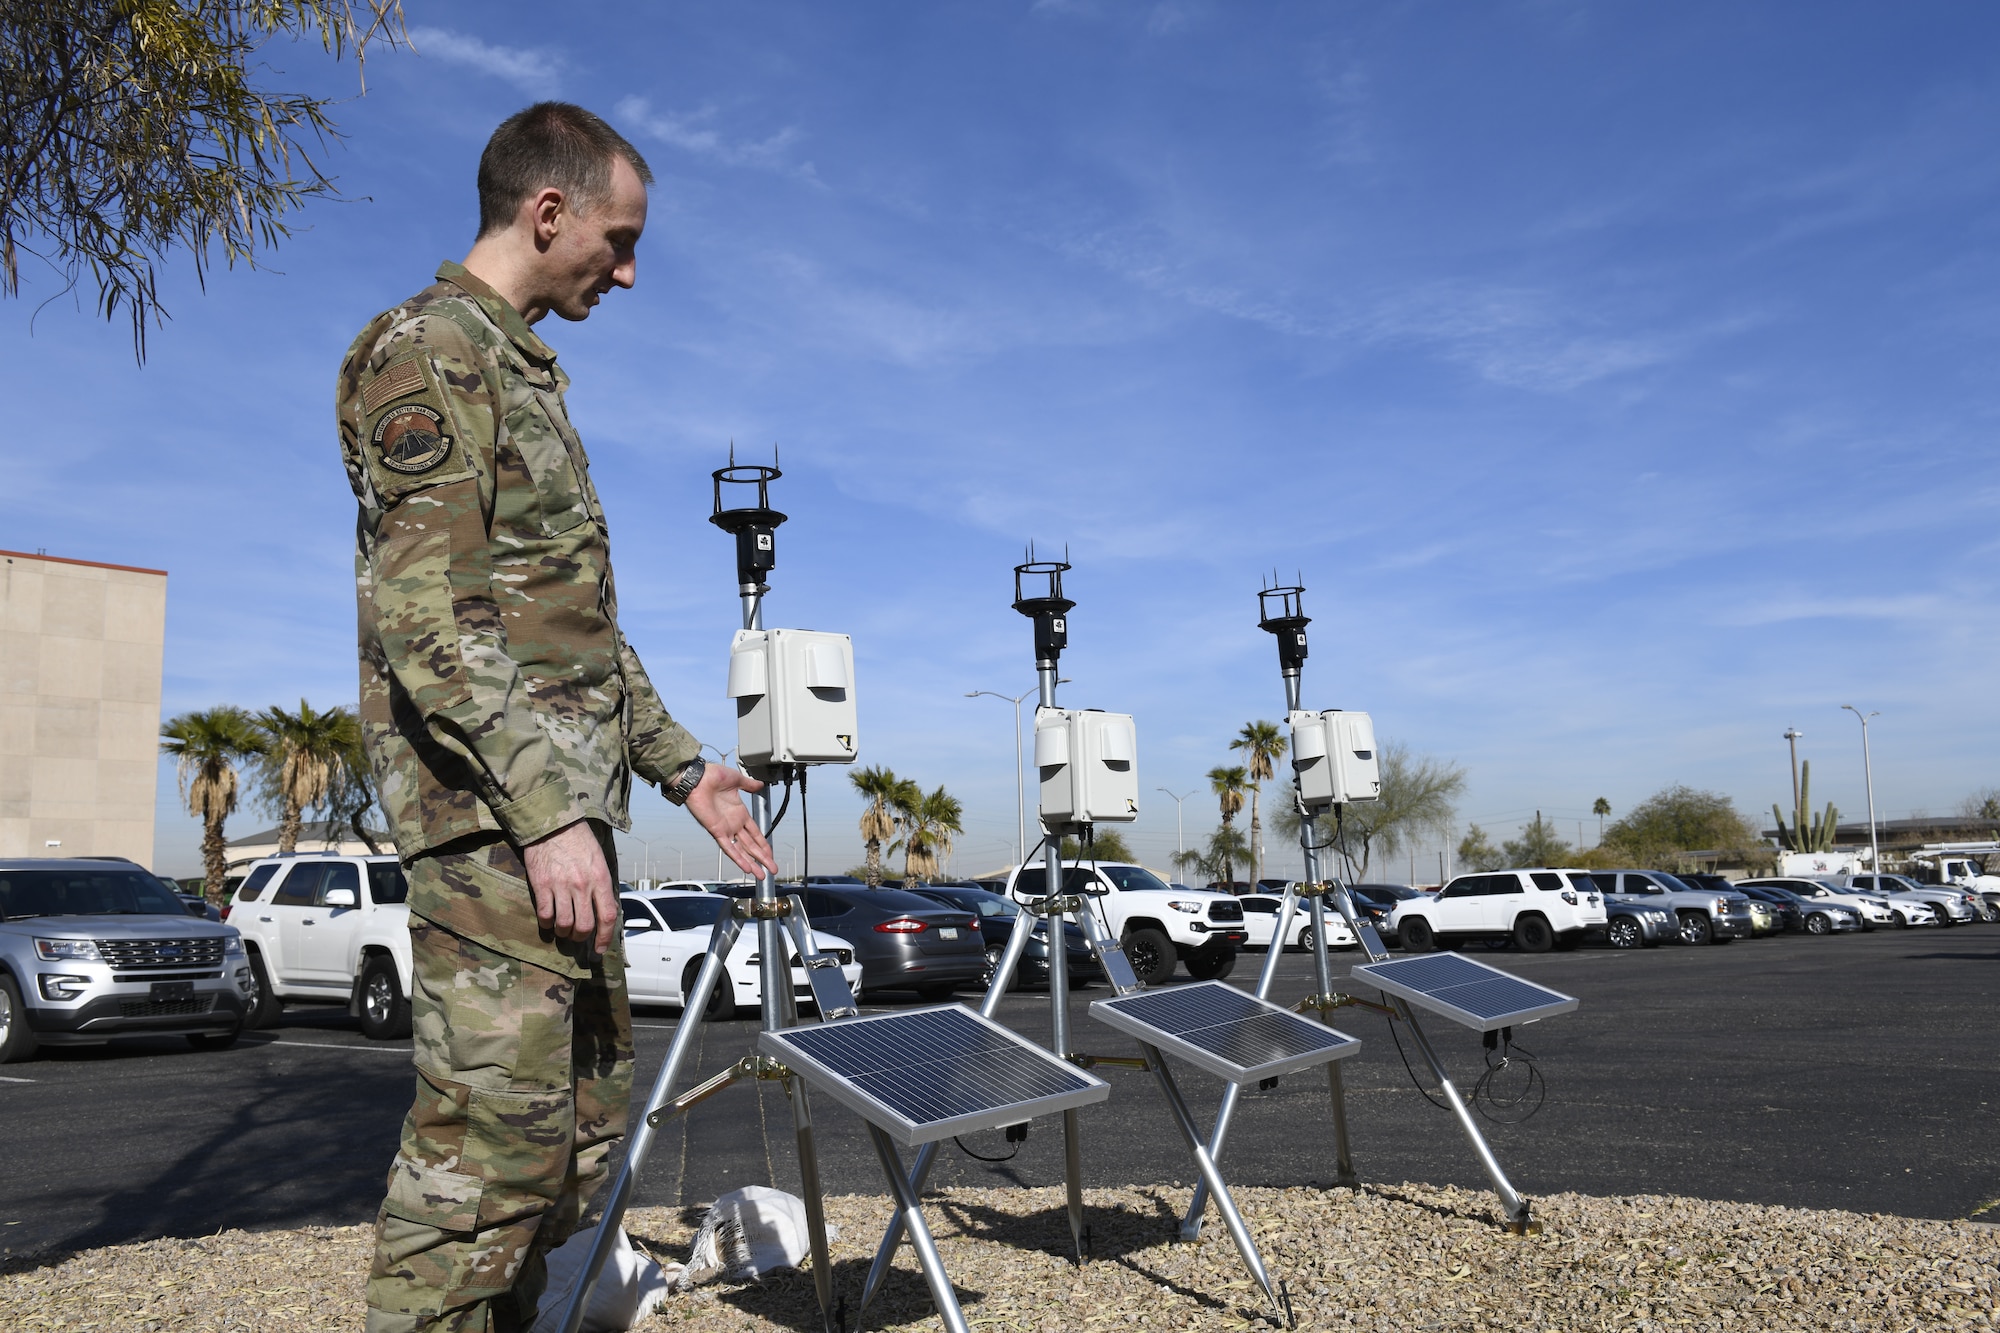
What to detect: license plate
<box><xmin>150</xmin><ymin>981</ymin><xmax>194</xmax><ymax>1002</ymax></box>
<box><xmin>938</xmin><ymin>927</ymin><xmax>959</xmax><ymax>940</ymax></box>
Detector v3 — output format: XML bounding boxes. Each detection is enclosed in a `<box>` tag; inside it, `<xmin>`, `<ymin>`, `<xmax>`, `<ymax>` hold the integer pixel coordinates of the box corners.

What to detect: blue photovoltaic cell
<box><xmin>1090</xmin><ymin>980</ymin><xmax>1359</xmax><ymax>1083</ymax></box>
<box><xmin>761</xmin><ymin>1005</ymin><xmax>1107</xmax><ymax>1145</ymax></box>
<box><xmin>1350</xmin><ymin>955</ymin><xmax>1577</xmax><ymax>1030</ymax></box>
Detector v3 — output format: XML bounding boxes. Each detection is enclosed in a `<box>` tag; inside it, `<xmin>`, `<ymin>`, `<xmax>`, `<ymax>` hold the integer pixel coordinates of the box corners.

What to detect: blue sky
<box><xmin>8</xmin><ymin>2</ymin><xmax>2000</xmax><ymax>880</ymax></box>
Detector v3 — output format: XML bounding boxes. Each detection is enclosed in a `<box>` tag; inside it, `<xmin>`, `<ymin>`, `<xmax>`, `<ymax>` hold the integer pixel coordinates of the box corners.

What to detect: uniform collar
<box><xmin>435</xmin><ymin>261</ymin><xmax>558</xmax><ymax>366</ymax></box>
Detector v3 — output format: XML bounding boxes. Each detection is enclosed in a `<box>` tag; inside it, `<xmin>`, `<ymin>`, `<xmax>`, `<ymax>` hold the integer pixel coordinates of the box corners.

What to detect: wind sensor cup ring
<box><xmin>709</xmin><ymin>449</ymin><xmax>787</xmax><ymax>591</ymax></box>
<box><xmin>1013</xmin><ymin>549</ymin><xmax>1074</xmax><ymax>666</ymax></box>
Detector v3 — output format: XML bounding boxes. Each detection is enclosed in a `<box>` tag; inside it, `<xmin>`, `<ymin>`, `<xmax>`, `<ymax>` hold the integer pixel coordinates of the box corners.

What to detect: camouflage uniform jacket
<box><xmin>337</xmin><ymin>261</ymin><xmax>701</xmax><ymax>868</ymax></box>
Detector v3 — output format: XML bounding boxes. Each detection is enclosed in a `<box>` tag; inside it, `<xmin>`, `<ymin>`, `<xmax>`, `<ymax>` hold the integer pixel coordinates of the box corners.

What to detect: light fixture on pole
<box><xmin>624</xmin><ymin>832</ymin><xmax>654</xmax><ymax>887</ymax></box>
<box><xmin>1783</xmin><ymin>727</ymin><xmax>1804</xmax><ymax>813</ymax></box>
<box><xmin>1156</xmin><ymin>787</ymin><xmax>1191</xmax><ymax>867</ymax></box>
<box><xmin>1841</xmin><ymin>705</ymin><xmax>1881</xmax><ymax>870</ymax></box>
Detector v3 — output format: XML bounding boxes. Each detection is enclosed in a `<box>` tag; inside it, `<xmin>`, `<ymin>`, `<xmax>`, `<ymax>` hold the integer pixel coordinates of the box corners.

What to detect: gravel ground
<box><xmin>2</xmin><ymin>1183</ymin><xmax>1995</xmax><ymax>1331</ymax></box>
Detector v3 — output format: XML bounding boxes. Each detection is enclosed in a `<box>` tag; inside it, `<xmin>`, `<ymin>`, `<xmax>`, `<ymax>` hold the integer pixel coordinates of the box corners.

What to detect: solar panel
<box><xmin>1088</xmin><ymin>980</ymin><xmax>1360</xmax><ymax>1084</ymax></box>
<box><xmin>1350</xmin><ymin>955</ymin><xmax>1578</xmax><ymax>1030</ymax></box>
<box><xmin>758</xmin><ymin>1004</ymin><xmax>1109</xmax><ymax>1147</ymax></box>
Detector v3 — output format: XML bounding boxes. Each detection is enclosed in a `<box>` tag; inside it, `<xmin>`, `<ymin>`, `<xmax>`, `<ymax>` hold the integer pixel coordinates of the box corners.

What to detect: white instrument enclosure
<box><xmin>728</xmin><ymin>628</ymin><xmax>858</xmax><ymax>766</ymax></box>
<box><xmin>1034</xmin><ymin>707</ymin><xmax>1138</xmax><ymax>830</ymax></box>
<box><xmin>1288</xmin><ymin>708</ymin><xmax>1380</xmax><ymax>809</ymax></box>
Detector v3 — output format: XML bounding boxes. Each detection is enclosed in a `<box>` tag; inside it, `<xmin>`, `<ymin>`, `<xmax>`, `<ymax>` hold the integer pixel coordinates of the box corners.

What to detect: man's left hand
<box><xmin>686</xmin><ymin>763</ymin><xmax>781</xmax><ymax>878</ymax></box>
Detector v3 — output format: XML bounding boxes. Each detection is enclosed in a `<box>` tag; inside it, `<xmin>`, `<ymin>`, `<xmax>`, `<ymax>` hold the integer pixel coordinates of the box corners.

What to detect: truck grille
<box><xmin>1207</xmin><ymin>901</ymin><xmax>1244</xmax><ymax>923</ymax></box>
<box><xmin>118</xmin><ymin>994</ymin><xmax>217</xmax><ymax>1018</ymax></box>
<box><xmin>96</xmin><ymin>938</ymin><xmax>226</xmax><ymax>970</ymax></box>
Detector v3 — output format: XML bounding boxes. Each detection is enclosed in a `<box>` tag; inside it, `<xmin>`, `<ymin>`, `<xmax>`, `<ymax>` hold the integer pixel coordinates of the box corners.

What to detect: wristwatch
<box><xmin>664</xmin><ymin>756</ymin><xmax>706</xmax><ymax>806</ymax></box>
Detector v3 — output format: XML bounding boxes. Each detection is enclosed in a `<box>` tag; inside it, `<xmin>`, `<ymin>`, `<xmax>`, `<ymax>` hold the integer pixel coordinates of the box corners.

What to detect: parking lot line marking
<box><xmin>0</xmin><ymin>1075</ymin><xmax>35</xmax><ymax>1083</ymax></box>
<box><xmin>253</xmin><ymin>1040</ymin><xmax>413</xmax><ymax>1054</ymax></box>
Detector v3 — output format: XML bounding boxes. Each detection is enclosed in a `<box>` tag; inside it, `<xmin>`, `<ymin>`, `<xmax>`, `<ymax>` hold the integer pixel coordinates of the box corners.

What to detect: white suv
<box><xmin>1395</xmin><ymin>868</ymin><xmax>1607</xmax><ymax>953</ymax></box>
<box><xmin>1005</xmin><ymin>861</ymin><xmax>1248</xmax><ymax>986</ymax></box>
<box><xmin>223</xmin><ymin>854</ymin><xmax>413</xmax><ymax>1039</ymax></box>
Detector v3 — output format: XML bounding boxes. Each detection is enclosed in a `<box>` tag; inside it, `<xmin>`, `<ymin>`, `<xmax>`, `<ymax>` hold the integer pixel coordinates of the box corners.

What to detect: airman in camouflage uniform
<box><xmin>338</xmin><ymin>104</ymin><xmax>775</xmax><ymax>1333</ymax></box>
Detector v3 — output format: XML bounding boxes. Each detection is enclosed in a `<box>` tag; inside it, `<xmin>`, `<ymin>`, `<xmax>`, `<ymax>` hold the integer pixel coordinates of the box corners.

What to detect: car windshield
<box><xmin>1097</xmin><ymin>865</ymin><xmax>1173</xmax><ymax>893</ymax></box>
<box><xmin>1651</xmin><ymin>872</ymin><xmax>1696</xmax><ymax>892</ymax></box>
<box><xmin>0</xmin><ymin>867</ymin><xmax>189</xmax><ymax>919</ymax></box>
<box><xmin>655</xmin><ymin>896</ymin><xmax>728</xmax><ymax>932</ymax></box>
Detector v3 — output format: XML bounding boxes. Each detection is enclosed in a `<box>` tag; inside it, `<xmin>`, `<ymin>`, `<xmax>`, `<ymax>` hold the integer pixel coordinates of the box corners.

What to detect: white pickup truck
<box><xmin>1005</xmin><ymin>860</ymin><xmax>1248</xmax><ymax>986</ymax></box>
<box><xmin>222</xmin><ymin>853</ymin><xmax>414</xmax><ymax>1039</ymax></box>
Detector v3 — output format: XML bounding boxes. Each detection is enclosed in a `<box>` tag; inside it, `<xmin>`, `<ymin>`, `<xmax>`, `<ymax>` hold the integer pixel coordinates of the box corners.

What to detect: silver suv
<box><xmin>1589</xmin><ymin>870</ymin><xmax>1756</xmax><ymax>945</ymax></box>
<box><xmin>0</xmin><ymin>858</ymin><xmax>251</xmax><ymax>1062</ymax></box>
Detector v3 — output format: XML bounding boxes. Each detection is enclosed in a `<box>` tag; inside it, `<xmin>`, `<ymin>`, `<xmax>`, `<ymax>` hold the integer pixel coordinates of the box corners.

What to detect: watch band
<box><xmin>664</xmin><ymin>756</ymin><xmax>706</xmax><ymax>806</ymax></box>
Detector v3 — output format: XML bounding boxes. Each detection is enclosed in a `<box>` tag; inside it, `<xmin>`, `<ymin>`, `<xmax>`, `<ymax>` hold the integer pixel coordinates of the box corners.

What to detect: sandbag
<box><xmin>678</xmin><ymin>1185</ymin><xmax>836</xmax><ymax>1289</ymax></box>
<box><xmin>532</xmin><ymin>1224</ymin><xmax>678</xmax><ymax>1333</ymax></box>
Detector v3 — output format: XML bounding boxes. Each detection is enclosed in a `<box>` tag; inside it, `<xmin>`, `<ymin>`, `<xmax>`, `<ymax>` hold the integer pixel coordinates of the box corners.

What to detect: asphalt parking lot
<box><xmin>2</xmin><ymin>927</ymin><xmax>1995</xmax><ymax>1263</ymax></box>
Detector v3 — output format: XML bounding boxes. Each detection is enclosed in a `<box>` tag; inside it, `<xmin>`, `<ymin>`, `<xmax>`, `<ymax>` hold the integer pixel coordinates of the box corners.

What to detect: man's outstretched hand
<box><xmin>522</xmin><ymin>820</ymin><xmax>618</xmax><ymax>953</ymax></box>
<box><xmin>686</xmin><ymin>763</ymin><xmax>780</xmax><ymax>878</ymax></box>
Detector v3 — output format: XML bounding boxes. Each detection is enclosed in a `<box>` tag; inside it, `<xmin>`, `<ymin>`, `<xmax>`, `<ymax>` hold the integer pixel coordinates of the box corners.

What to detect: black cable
<box><xmin>951</xmin><ymin>1132</ymin><xmax>1021</xmax><ymax>1162</ymax></box>
<box><xmin>799</xmin><ymin>768</ymin><xmax>809</xmax><ymax>883</ymax></box>
<box><xmin>766</xmin><ymin>771</ymin><xmax>795</xmax><ymax>835</ymax></box>
<box><xmin>1384</xmin><ymin>1004</ymin><xmax>1452</xmax><ymax>1112</ymax></box>
<box><xmin>1472</xmin><ymin>1029</ymin><xmax>1547</xmax><ymax>1123</ymax></box>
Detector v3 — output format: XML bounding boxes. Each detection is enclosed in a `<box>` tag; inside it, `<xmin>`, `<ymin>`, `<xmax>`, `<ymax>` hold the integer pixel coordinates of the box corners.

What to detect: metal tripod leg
<box><xmin>554</xmin><ymin>911</ymin><xmax>744</xmax><ymax>1333</ymax></box>
<box><xmin>1141</xmin><ymin>1042</ymin><xmax>1278</xmax><ymax>1313</ymax></box>
<box><xmin>1305</xmin><ymin>892</ymin><xmax>1360</xmax><ymax>1189</ymax></box>
<box><xmin>867</xmin><ymin>1124</ymin><xmax>973</xmax><ymax>1333</ymax></box>
<box><xmin>1178</xmin><ymin>886</ymin><xmax>1300</xmax><ymax>1240</ymax></box>
<box><xmin>852</xmin><ymin>902</ymin><xmax>1040</xmax><ymax>1326</ymax></box>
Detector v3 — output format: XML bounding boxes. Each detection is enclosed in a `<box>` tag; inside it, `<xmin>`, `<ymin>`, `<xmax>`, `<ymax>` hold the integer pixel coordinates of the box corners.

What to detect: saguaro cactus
<box><xmin>1772</xmin><ymin>760</ymin><xmax>1840</xmax><ymax>852</ymax></box>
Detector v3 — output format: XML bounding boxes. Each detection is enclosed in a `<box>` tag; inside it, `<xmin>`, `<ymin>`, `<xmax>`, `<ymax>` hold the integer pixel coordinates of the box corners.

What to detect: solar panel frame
<box><xmin>1088</xmin><ymin>980</ymin><xmax>1361</xmax><ymax>1083</ymax></box>
<box><xmin>758</xmin><ymin>1004</ymin><xmax>1109</xmax><ymax>1147</ymax></box>
<box><xmin>1350</xmin><ymin>955</ymin><xmax>1578</xmax><ymax>1030</ymax></box>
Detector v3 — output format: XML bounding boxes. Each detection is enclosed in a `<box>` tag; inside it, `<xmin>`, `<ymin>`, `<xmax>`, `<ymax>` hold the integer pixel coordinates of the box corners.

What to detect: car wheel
<box><xmin>683</xmin><ymin>959</ymin><xmax>736</xmax><ymax>1021</ymax></box>
<box><xmin>1933</xmin><ymin>905</ymin><xmax>1953</xmax><ymax>928</ymax></box>
<box><xmin>359</xmin><ymin>954</ymin><xmax>414</xmax><ymax>1040</ymax></box>
<box><xmin>244</xmin><ymin>950</ymin><xmax>283</xmax><ymax>1030</ymax></box>
<box><xmin>1512</xmin><ymin>915</ymin><xmax>1555</xmax><ymax>953</ymax></box>
<box><xmin>982</xmin><ymin>945</ymin><xmax>1018</xmax><ymax>993</ymax></box>
<box><xmin>1606</xmin><ymin>917</ymin><xmax>1642</xmax><ymax>950</ymax></box>
<box><xmin>188</xmin><ymin>1025</ymin><xmax>240</xmax><ymax>1051</ymax></box>
<box><xmin>1892</xmin><ymin>911</ymin><xmax>1912</xmax><ymax>929</ymax></box>
<box><xmin>0</xmin><ymin>973</ymin><xmax>38</xmax><ymax>1064</ymax></box>
<box><xmin>1121</xmin><ymin>927</ymin><xmax>1177</xmax><ymax>986</ymax></box>
<box><xmin>1805</xmin><ymin>912</ymin><xmax>1831</xmax><ymax>935</ymax></box>
<box><xmin>1676</xmin><ymin>912</ymin><xmax>1713</xmax><ymax>946</ymax></box>
<box><xmin>1401</xmin><ymin>918</ymin><xmax>1436</xmax><ymax>953</ymax></box>
<box><xmin>1184</xmin><ymin>947</ymin><xmax>1238</xmax><ymax>981</ymax></box>
<box><xmin>1296</xmin><ymin>925</ymin><xmax>1315</xmax><ymax>953</ymax></box>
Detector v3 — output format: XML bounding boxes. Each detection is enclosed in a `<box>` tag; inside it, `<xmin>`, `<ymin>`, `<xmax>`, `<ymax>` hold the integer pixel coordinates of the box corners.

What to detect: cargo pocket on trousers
<box><xmin>383</xmin><ymin>1158</ymin><xmax>484</xmax><ymax>1234</ymax></box>
<box><xmin>464</xmin><ymin>1084</ymin><xmax>573</xmax><ymax>1230</ymax></box>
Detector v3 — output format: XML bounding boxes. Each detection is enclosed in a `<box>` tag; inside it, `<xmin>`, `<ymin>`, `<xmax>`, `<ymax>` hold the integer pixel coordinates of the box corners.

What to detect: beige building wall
<box><xmin>0</xmin><ymin>550</ymin><xmax>167</xmax><ymax>864</ymax></box>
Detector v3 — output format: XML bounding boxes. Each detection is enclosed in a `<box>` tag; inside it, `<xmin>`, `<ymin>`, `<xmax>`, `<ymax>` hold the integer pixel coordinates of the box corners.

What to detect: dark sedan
<box><xmin>1731</xmin><ymin>883</ymin><xmax>1806</xmax><ymax>933</ymax></box>
<box><xmin>796</xmin><ymin>884</ymin><xmax>987</xmax><ymax>999</ymax></box>
<box><xmin>911</xmin><ymin>884</ymin><xmax>1102</xmax><ymax>991</ymax></box>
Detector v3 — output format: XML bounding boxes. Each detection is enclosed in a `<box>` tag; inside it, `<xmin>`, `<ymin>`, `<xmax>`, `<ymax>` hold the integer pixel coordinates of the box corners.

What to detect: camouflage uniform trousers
<box><xmin>366</xmin><ymin>833</ymin><xmax>633</xmax><ymax>1333</ymax></box>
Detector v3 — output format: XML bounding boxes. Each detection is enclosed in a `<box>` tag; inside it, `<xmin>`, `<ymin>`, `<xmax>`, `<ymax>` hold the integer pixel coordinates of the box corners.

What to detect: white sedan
<box><xmin>1236</xmin><ymin>891</ymin><xmax>1357</xmax><ymax>951</ymax></box>
<box><xmin>619</xmin><ymin>890</ymin><xmax>862</xmax><ymax>1019</ymax></box>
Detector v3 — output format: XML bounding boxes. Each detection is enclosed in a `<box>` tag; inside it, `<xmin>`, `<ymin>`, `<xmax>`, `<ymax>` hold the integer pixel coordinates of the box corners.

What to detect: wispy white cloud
<box><xmin>407</xmin><ymin>27</ymin><xmax>561</xmax><ymax>96</ymax></box>
<box><xmin>615</xmin><ymin>97</ymin><xmax>818</xmax><ymax>183</ymax></box>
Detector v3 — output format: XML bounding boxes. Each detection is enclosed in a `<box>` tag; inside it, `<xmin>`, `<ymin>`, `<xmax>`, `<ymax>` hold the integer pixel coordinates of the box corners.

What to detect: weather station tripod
<box><xmin>850</xmin><ymin>552</ymin><xmax>1292</xmax><ymax>1332</ymax></box>
<box><xmin>1172</xmin><ymin>580</ymin><xmax>1541</xmax><ymax>1241</ymax></box>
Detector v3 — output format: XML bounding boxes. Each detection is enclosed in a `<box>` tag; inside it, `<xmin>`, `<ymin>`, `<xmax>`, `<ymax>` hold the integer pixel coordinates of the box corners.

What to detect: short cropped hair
<box><xmin>476</xmin><ymin>102</ymin><xmax>654</xmax><ymax>237</ymax></box>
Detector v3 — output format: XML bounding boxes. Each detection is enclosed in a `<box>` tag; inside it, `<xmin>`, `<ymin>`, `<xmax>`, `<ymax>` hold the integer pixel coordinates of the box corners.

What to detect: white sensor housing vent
<box><xmin>728</xmin><ymin>628</ymin><xmax>858</xmax><ymax>767</ymax></box>
<box><xmin>1035</xmin><ymin>708</ymin><xmax>1138</xmax><ymax>829</ymax></box>
<box><xmin>1288</xmin><ymin>708</ymin><xmax>1379</xmax><ymax>809</ymax></box>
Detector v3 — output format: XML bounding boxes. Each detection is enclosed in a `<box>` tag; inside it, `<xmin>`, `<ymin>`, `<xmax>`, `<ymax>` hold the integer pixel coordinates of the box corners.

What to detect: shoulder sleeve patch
<box><xmin>359</xmin><ymin>352</ymin><xmax>477</xmax><ymax>502</ymax></box>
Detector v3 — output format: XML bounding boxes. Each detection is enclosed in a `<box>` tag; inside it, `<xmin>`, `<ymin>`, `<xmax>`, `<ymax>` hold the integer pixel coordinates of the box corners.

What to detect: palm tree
<box><xmin>851</xmin><ymin>766</ymin><xmax>915</xmax><ymax>887</ymax></box>
<box><xmin>160</xmin><ymin>707</ymin><xmax>267</xmax><ymax>903</ymax></box>
<box><xmin>901</xmin><ymin>785</ymin><xmax>965</xmax><ymax>884</ymax></box>
<box><xmin>1207</xmin><ymin>765</ymin><xmax>1248</xmax><ymax>886</ymax></box>
<box><xmin>1592</xmin><ymin>796</ymin><xmax>1612</xmax><ymax>845</ymax></box>
<box><xmin>1230</xmin><ymin>721</ymin><xmax>1286</xmax><ymax>885</ymax></box>
<box><xmin>254</xmin><ymin>699</ymin><xmax>355</xmax><ymax>854</ymax></box>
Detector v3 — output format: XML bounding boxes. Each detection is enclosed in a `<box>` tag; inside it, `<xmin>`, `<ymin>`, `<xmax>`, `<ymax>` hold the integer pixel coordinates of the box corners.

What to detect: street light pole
<box><xmin>624</xmin><ymin>833</ymin><xmax>653</xmax><ymax>887</ymax></box>
<box><xmin>1156</xmin><ymin>787</ymin><xmax>1191</xmax><ymax>868</ymax></box>
<box><xmin>1840</xmin><ymin>705</ymin><xmax>1880</xmax><ymax>871</ymax></box>
<box><xmin>966</xmin><ymin>683</ymin><xmax>1065</xmax><ymax>869</ymax></box>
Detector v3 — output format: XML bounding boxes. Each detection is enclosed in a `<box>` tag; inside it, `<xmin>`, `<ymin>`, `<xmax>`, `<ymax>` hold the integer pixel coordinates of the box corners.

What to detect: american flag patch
<box><xmin>363</xmin><ymin>358</ymin><xmax>427</xmax><ymax>412</ymax></box>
